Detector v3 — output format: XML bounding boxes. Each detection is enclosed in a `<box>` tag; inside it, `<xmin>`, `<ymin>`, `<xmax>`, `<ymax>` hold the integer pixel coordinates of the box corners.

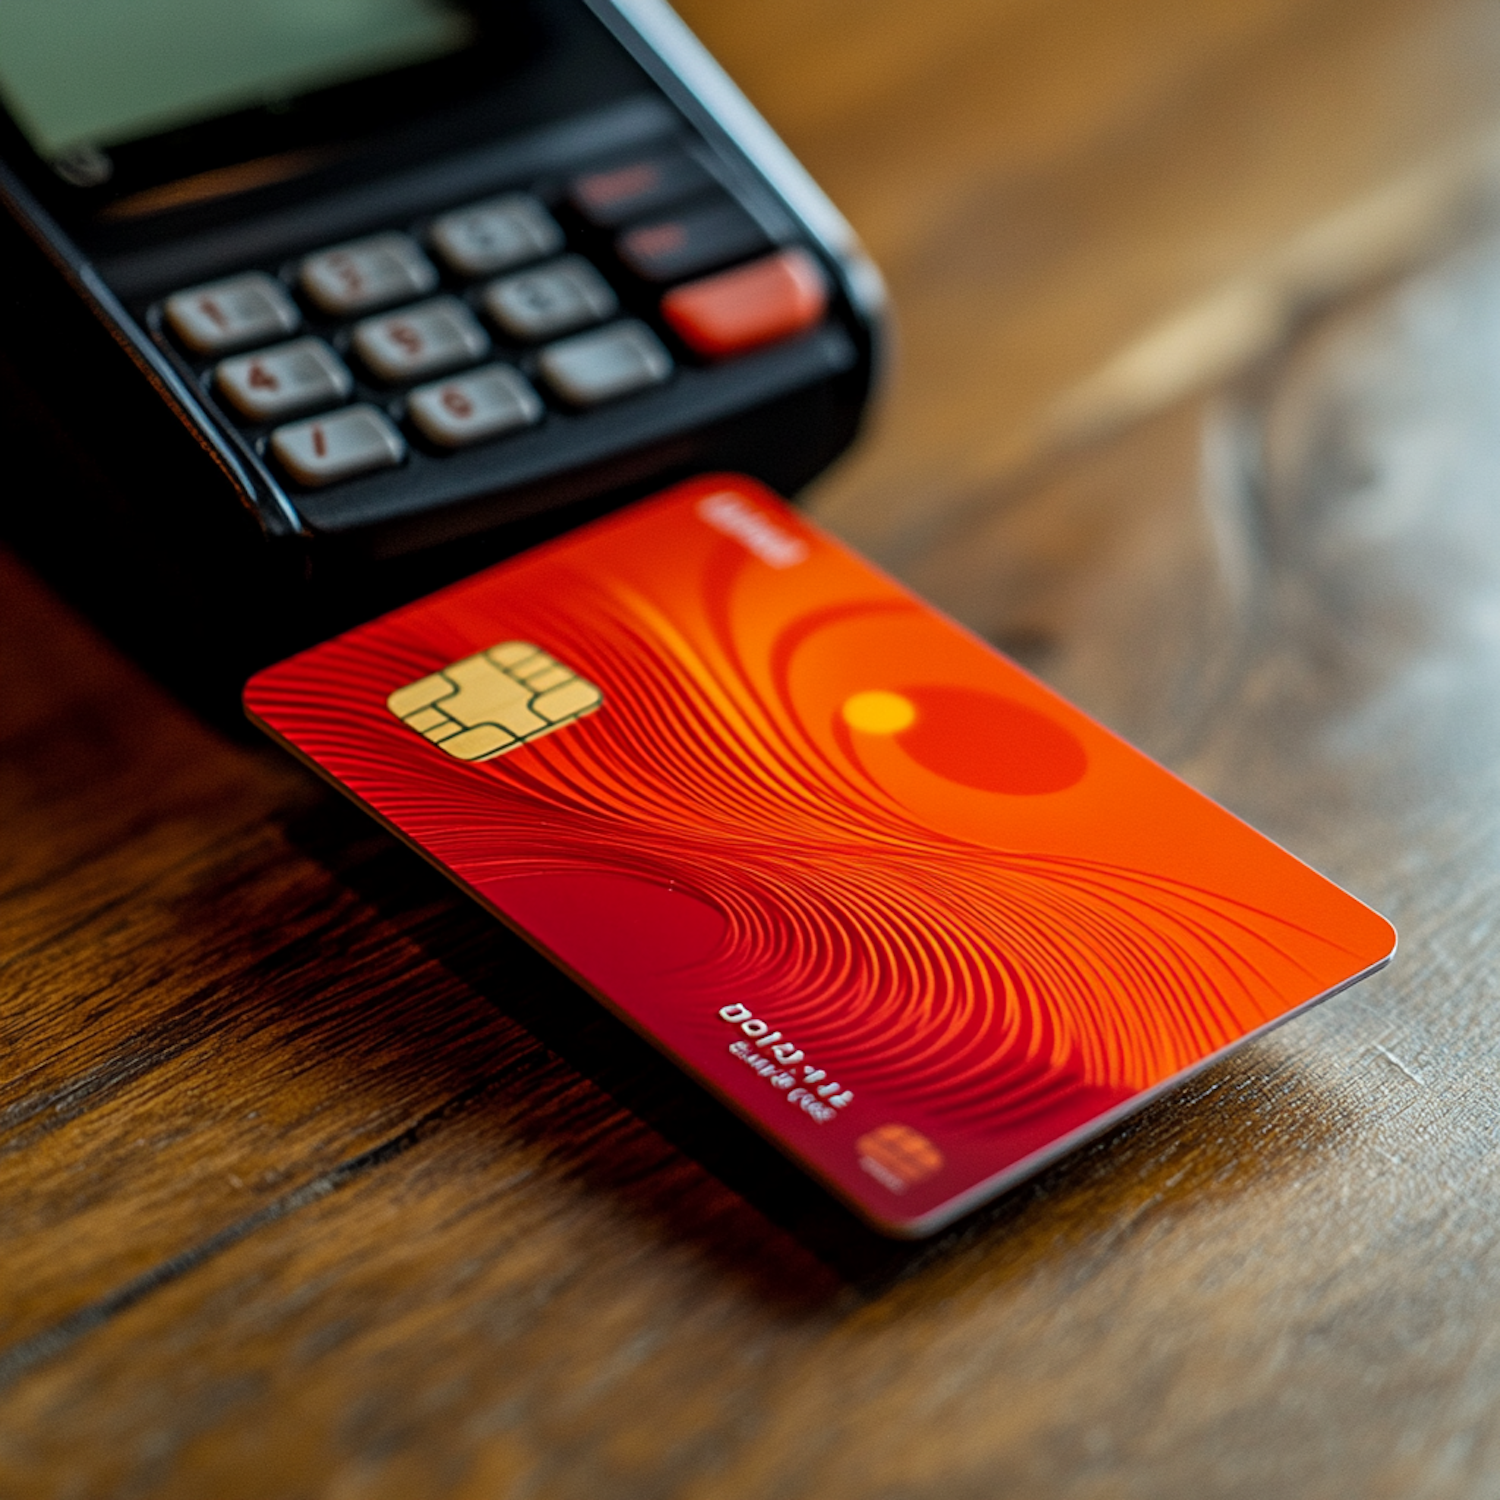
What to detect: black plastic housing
<box><xmin>0</xmin><ymin>0</ymin><xmax>884</xmax><ymax>715</ymax></box>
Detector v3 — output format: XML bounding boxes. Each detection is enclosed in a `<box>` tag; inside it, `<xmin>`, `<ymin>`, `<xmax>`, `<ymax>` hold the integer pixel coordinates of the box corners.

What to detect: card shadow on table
<box><xmin>280</xmin><ymin>784</ymin><xmax>1361</xmax><ymax>1310</ymax></box>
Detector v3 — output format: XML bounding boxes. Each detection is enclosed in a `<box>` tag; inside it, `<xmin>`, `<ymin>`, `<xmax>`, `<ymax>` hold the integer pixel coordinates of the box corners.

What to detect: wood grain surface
<box><xmin>9</xmin><ymin>1</ymin><xmax>1500</xmax><ymax>1495</ymax></box>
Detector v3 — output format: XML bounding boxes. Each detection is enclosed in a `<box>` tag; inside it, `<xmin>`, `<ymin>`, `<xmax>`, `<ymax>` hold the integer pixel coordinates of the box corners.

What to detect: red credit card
<box><xmin>245</xmin><ymin>474</ymin><xmax>1395</xmax><ymax>1235</ymax></box>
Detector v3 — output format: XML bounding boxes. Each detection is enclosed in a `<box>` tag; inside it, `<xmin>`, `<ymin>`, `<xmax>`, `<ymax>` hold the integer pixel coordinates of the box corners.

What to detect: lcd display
<box><xmin>0</xmin><ymin>0</ymin><xmax>476</xmax><ymax>159</ymax></box>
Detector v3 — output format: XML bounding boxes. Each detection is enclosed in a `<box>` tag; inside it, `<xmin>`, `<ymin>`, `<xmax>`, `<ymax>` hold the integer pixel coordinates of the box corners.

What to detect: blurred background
<box><xmin>675</xmin><ymin>0</ymin><xmax>1500</xmax><ymax>828</ymax></box>
<box><xmin>18</xmin><ymin>3</ymin><xmax>1500</xmax><ymax>1493</ymax></box>
<box><xmin>677</xmin><ymin>0</ymin><xmax>1500</xmax><ymax>550</ymax></box>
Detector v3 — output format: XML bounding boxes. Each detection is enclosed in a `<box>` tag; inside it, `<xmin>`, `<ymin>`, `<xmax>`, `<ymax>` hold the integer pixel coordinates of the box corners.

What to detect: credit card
<box><xmin>245</xmin><ymin>474</ymin><xmax>1395</xmax><ymax>1235</ymax></box>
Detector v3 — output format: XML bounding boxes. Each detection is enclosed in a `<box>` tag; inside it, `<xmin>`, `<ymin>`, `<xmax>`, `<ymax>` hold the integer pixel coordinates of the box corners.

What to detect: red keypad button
<box><xmin>569</xmin><ymin>150</ymin><xmax>713</xmax><ymax>226</ymax></box>
<box><xmin>660</xmin><ymin>248</ymin><xmax>829</xmax><ymax>358</ymax></box>
<box><xmin>616</xmin><ymin>198</ymin><xmax>768</xmax><ymax>283</ymax></box>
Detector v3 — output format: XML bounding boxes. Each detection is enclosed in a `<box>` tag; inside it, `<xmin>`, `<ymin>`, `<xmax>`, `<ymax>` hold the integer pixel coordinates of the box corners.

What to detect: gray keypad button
<box><xmin>300</xmin><ymin>232</ymin><xmax>438</xmax><ymax>315</ymax></box>
<box><xmin>407</xmin><ymin>365</ymin><xmax>542</xmax><ymax>448</ymax></box>
<box><xmin>214</xmin><ymin>337</ymin><xmax>353</xmax><ymax>422</ymax></box>
<box><xmin>429</xmin><ymin>194</ymin><xmax>564</xmax><ymax>277</ymax></box>
<box><xmin>537</xmin><ymin>321</ymin><xmax>673</xmax><ymax>406</ymax></box>
<box><xmin>352</xmin><ymin>297</ymin><xmax>490</xmax><ymax>383</ymax></box>
<box><xmin>481</xmin><ymin>256</ymin><xmax>618</xmax><ymax>342</ymax></box>
<box><xmin>165</xmin><ymin>272</ymin><xmax>299</xmax><ymax>354</ymax></box>
<box><xmin>270</xmin><ymin>405</ymin><xmax>406</xmax><ymax>487</ymax></box>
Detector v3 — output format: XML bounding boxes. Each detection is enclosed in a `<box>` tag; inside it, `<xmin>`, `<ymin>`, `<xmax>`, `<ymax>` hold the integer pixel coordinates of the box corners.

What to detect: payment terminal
<box><xmin>0</xmin><ymin>0</ymin><xmax>883</xmax><ymax>678</ymax></box>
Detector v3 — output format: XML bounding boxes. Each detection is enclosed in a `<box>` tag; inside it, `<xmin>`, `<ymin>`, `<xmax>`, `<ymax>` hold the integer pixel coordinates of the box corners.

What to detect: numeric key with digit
<box><xmin>407</xmin><ymin>366</ymin><xmax>542</xmax><ymax>447</ymax></box>
<box><xmin>165</xmin><ymin>272</ymin><xmax>300</xmax><ymax>354</ymax></box>
<box><xmin>352</xmin><ymin>297</ymin><xmax>490</xmax><ymax>383</ymax></box>
<box><xmin>300</xmin><ymin>233</ymin><xmax>439</xmax><ymax>316</ymax></box>
<box><xmin>270</xmin><ymin>405</ymin><xmax>406</xmax><ymax>486</ymax></box>
<box><xmin>481</xmin><ymin>256</ymin><xmax>617</xmax><ymax>342</ymax></box>
<box><xmin>214</xmin><ymin>338</ymin><xmax>353</xmax><ymax>421</ymax></box>
<box><xmin>429</xmin><ymin>194</ymin><xmax>564</xmax><ymax>276</ymax></box>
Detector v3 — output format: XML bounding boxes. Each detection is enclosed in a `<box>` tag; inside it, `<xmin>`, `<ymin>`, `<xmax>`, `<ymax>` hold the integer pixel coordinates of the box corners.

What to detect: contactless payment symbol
<box><xmin>386</xmin><ymin>642</ymin><xmax>601</xmax><ymax>762</ymax></box>
<box><xmin>857</xmin><ymin>1124</ymin><xmax>945</xmax><ymax>1194</ymax></box>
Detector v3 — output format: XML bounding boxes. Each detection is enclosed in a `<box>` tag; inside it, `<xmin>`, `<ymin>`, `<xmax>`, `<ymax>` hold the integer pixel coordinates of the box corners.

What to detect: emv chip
<box><xmin>386</xmin><ymin>642</ymin><xmax>602</xmax><ymax>761</ymax></box>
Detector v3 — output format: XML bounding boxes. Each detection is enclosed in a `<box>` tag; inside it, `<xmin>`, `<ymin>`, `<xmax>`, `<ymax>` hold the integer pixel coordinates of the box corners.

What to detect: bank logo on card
<box><xmin>386</xmin><ymin>642</ymin><xmax>602</xmax><ymax>762</ymax></box>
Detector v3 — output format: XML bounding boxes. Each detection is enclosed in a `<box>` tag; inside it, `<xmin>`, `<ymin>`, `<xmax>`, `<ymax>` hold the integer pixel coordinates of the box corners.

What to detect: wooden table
<box><xmin>10</xmin><ymin>1</ymin><xmax>1500</xmax><ymax>1493</ymax></box>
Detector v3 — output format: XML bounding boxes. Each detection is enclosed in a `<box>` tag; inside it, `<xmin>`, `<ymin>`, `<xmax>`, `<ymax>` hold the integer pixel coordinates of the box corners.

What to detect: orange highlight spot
<box><xmin>842</xmin><ymin>689</ymin><xmax>917</xmax><ymax>735</ymax></box>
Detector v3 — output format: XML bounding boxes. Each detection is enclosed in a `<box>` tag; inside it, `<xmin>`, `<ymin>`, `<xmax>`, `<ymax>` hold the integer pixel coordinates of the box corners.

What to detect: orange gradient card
<box><xmin>245</xmin><ymin>474</ymin><xmax>1395</xmax><ymax>1235</ymax></box>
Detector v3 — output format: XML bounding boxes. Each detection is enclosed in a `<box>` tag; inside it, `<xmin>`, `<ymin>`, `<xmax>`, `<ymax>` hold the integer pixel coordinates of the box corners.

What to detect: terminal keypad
<box><xmin>158</xmin><ymin>153</ymin><xmax>833</xmax><ymax>489</ymax></box>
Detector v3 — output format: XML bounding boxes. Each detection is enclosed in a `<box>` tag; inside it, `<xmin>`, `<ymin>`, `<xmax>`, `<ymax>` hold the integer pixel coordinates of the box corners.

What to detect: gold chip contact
<box><xmin>386</xmin><ymin>641</ymin><xmax>602</xmax><ymax>761</ymax></box>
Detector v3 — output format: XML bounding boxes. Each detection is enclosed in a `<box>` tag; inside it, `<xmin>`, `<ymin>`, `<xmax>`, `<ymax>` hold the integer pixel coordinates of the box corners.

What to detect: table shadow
<box><xmin>282</xmin><ymin>787</ymin><xmax>1362</xmax><ymax>1313</ymax></box>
